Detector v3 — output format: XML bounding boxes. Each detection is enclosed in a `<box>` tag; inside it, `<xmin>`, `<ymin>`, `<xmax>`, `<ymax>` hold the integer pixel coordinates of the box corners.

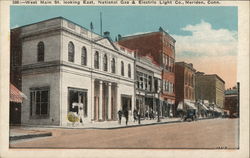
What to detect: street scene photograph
<box><xmin>9</xmin><ymin>5</ymin><xmax>239</xmax><ymax>149</ymax></box>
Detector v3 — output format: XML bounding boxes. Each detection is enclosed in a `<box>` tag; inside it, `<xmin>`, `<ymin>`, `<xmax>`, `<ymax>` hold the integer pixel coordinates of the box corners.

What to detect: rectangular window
<box><xmin>154</xmin><ymin>78</ymin><xmax>158</xmax><ymax>93</ymax></box>
<box><xmin>30</xmin><ymin>87</ymin><xmax>49</xmax><ymax>118</ymax></box>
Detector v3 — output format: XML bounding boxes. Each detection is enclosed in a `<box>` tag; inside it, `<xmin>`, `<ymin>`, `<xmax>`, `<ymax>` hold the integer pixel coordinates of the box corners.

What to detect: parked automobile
<box><xmin>183</xmin><ymin>109</ymin><xmax>197</xmax><ymax>122</ymax></box>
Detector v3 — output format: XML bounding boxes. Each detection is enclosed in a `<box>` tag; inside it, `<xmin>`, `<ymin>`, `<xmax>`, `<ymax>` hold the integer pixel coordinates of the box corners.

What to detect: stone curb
<box><xmin>10</xmin><ymin>132</ymin><xmax>52</xmax><ymax>141</ymax></box>
<box><xmin>89</xmin><ymin>120</ymin><xmax>182</xmax><ymax>130</ymax></box>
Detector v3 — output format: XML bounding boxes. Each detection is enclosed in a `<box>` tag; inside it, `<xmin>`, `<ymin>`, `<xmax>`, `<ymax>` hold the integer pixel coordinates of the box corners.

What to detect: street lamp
<box><xmin>157</xmin><ymin>89</ymin><xmax>161</xmax><ymax>122</ymax></box>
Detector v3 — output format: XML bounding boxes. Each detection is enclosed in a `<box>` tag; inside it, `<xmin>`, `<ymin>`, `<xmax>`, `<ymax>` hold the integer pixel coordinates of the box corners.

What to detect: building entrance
<box><xmin>121</xmin><ymin>95</ymin><xmax>132</xmax><ymax>111</ymax></box>
<box><xmin>68</xmin><ymin>88</ymin><xmax>88</xmax><ymax>117</ymax></box>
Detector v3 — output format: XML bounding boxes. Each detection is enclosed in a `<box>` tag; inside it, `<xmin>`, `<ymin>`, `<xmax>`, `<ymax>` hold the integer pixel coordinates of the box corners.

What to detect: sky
<box><xmin>10</xmin><ymin>6</ymin><xmax>238</xmax><ymax>88</ymax></box>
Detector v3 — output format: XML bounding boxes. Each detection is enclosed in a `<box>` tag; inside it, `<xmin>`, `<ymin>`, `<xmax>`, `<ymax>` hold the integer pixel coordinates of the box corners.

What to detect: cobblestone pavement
<box><xmin>10</xmin><ymin>118</ymin><xmax>239</xmax><ymax>149</ymax></box>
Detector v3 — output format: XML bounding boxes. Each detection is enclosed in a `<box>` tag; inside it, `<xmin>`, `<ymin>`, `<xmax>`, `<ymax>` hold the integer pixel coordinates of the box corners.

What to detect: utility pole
<box><xmin>100</xmin><ymin>12</ymin><xmax>102</xmax><ymax>36</ymax></box>
<box><xmin>157</xmin><ymin>79</ymin><xmax>161</xmax><ymax>122</ymax></box>
<box><xmin>90</xmin><ymin>22</ymin><xmax>94</xmax><ymax>121</ymax></box>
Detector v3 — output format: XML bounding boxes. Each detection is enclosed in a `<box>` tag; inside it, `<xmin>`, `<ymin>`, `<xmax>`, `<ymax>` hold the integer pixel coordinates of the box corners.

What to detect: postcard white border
<box><xmin>0</xmin><ymin>1</ymin><xmax>249</xmax><ymax>158</ymax></box>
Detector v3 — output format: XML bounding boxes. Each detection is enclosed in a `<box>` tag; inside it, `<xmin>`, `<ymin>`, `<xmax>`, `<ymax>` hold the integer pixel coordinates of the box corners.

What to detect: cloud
<box><xmin>172</xmin><ymin>20</ymin><xmax>238</xmax><ymax>58</ymax></box>
<box><xmin>173</xmin><ymin>20</ymin><xmax>238</xmax><ymax>88</ymax></box>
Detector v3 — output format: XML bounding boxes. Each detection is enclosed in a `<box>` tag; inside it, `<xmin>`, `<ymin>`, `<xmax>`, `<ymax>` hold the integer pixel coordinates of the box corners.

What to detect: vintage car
<box><xmin>183</xmin><ymin>109</ymin><xmax>197</xmax><ymax>121</ymax></box>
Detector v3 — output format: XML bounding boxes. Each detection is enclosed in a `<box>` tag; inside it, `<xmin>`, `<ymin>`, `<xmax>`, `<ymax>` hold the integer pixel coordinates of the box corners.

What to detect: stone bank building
<box><xmin>13</xmin><ymin>17</ymin><xmax>135</xmax><ymax>126</ymax></box>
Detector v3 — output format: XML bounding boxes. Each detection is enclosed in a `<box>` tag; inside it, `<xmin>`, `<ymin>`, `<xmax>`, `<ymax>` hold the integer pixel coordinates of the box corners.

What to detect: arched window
<box><xmin>128</xmin><ymin>64</ymin><xmax>131</xmax><ymax>78</ymax></box>
<box><xmin>81</xmin><ymin>47</ymin><xmax>87</xmax><ymax>66</ymax></box>
<box><xmin>94</xmin><ymin>51</ymin><xmax>99</xmax><ymax>69</ymax></box>
<box><xmin>121</xmin><ymin>61</ymin><xmax>124</xmax><ymax>76</ymax></box>
<box><xmin>103</xmin><ymin>54</ymin><xmax>108</xmax><ymax>71</ymax></box>
<box><xmin>37</xmin><ymin>41</ymin><xmax>44</xmax><ymax>62</ymax></box>
<box><xmin>68</xmin><ymin>42</ymin><xmax>74</xmax><ymax>62</ymax></box>
<box><xmin>111</xmin><ymin>58</ymin><xmax>115</xmax><ymax>73</ymax></box>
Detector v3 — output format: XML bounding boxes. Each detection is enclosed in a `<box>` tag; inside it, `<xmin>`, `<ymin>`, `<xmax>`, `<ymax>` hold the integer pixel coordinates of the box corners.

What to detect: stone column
<box><xmin>99</xmin><ymin>80</ymin><xmax>103</xmax><ymax>120</ymax></box>
<box><xmin>116</xmin><ymin>84</ymin><xmax>121</xmax><ymax>111</ymax></box>
<box><xmin>91</xmin><ymin>79</ymin><xmax>95</xmax><ymax>121</ymax></box>
<box><xmin>108</xmin><ymin>83</ymin><xmax>112</xmax><ymax>120</ymax></box>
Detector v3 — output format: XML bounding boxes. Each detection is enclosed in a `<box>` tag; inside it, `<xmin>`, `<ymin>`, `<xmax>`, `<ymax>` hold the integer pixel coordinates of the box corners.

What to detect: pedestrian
<box><xmin>118</xmin><ymin>109</ymin><xmax>123</xmax><ymax>124</ymax></box>
<box><xmin>133</xmin><ymin>109</ymin><xmax>138</xmax><ymax>122</ymax></box>
<box><xmin>78</xmin><ymin>103</ymin><xmax>84</xmax><ymax>125</ymax></box>
<box><xmin>123</xmin><ymin>109</ymin><xmax>129</xmax><ymax>125</ymax></box>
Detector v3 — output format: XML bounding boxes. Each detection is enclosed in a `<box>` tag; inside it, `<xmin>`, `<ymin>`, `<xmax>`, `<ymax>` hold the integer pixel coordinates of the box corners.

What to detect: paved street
<box><xmin>10</xmin><ymin>118</ymin><xmax>239</xmax><ymax>149</ymax></box>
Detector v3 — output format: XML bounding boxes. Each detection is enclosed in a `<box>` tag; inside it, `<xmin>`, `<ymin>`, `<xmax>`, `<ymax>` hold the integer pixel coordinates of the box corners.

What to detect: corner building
<box><xmin>118</xmin><ymin>28</ymin><xmax>176</xmax><ymax>117</ymax></box>
<box><xmin>15</xmin><ymin>17</ymin><xmax>135</xmax><ymax>126</ymax></box>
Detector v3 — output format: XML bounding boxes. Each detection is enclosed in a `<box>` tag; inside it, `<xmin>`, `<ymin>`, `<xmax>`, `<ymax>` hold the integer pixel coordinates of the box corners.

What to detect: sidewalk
<box><xmin>72</xmin><ymin>117</ymin><xmax>182</xmax><ymax>129</ymax></box>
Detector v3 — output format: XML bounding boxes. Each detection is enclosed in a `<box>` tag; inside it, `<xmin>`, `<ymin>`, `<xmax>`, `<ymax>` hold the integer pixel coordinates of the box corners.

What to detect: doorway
<box><xmin>68</xmin><ymin>88</ymin><xmax>88</xmax><ymax>117</ymax></box>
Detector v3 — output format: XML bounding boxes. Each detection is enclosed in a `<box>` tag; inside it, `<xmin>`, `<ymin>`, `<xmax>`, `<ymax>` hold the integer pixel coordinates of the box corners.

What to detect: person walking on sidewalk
<box><xmin>118</xmin><ymin>109</ymin><xmax>123</xmax><ymax>125</ymax></box>
<box><xmin>78</xmin><ymin>103</ymin><xmax>84</xmax><ymax>125</ymax></box>
<box><xmin>133</xmin><ymin>109</ymin><xmax>138</xmax><ymax>122</ymax></box>
<box><xmin>124</xmin><ymin>109</ymin><xmax>129</xmax><ymax>126</ymax></box>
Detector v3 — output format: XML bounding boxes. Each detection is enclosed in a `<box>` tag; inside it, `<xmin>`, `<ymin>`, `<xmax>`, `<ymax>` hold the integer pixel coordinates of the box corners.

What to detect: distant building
<box><xmin>118</xmin><ymin>27</ymin><xmax>176</xmax><ymax>117</ymax></box>
<box><xmin>175</xmin><ymin>62</ymin><xmax>196</xmax><ymax>115</ymax></box>
<box><xmin>195</xmin><ymin>73</ymin><xmax>225</xmax><ymax>108</ymax></box>
<box><xmin>224</xmin><ymin>83</ymin><xmax>239</xmax><ymax>117</ymax></box>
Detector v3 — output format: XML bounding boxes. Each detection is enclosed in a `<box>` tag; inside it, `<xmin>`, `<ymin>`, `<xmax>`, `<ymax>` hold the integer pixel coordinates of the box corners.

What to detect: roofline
<box><xmin>199</xmin><ymin>74</ymin><xmax>225</xmax><ymax>83</ymax></box>
<box><xmin>175</xmin><ymin>61</ymin><xmax>196</xmax><ymax>72</ymax></box>
<box><xmin>11</xmin><ymin>16</ymin><xmax>104</xmax><ymax>38</ymax></box>
<box><xmin>120</xmin><ymin>30</ymin><xmax>176</xmax><ymax>43</ymax></box>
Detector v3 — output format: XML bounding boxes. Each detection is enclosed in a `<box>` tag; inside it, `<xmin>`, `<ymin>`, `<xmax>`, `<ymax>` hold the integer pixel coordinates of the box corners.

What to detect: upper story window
<box><xmin>68</xmin><ymin>42</ymin><xmax>75</xmax><ymax>62</ymax></box>
<box><xmin>37</xmin><ymin>41</ymin><xmax>45</xmax><ymax>62</ymax></box>
<box><xmin>111</xmin><ymin>58</ymin><xmax>115</xmax><ymax>73</ymax></box>
<box><xmin>94</xmin><ymin>51</ymin><xmax>99</xmax><ymax>69</ymax></box>
<box><xmin>103</xmin><ymin>54</ymin><xmax>108</xmax><ymax>71</ymax></box>
<box><xmin>81</xmin><ymin>47</ymin><xmax>87</xmax><ymax>66</ymax></box>
<box><xmin>121</xmin><ymin>61</ymin><xmax>124</xmax><ymax>76</ymax></box>
<box><xmin>154</xmin><ymin>78</ymin><xmax>158</xmax><ymax>92</ymax></box>
<box><xmin>128</xmin><ymin>64</ymin><xmax>131</xmax><ymax>78</ymax></box>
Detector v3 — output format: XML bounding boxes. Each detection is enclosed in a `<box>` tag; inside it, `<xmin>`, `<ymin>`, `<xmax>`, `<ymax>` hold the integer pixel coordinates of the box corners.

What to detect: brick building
<box><xmin>195</xmin><ymin>73</ymin><xmax>225</xmax><ymax>108</ymax></box>
<box><xmin>175</xmin><ymin>62</ymin><xmax>196</xmax><ymax>115</ymax></box>
<box><xmin>118</xmin><ymin>27</ymin><xmax>176</xmax><ymax>117</ymax></box>
<box><xmin>224</xmin><ymin>84</ymin><xmax>239</xmax><ymax>117</ymax></box>
<box><xmin>10</xmin><ymin>28</ymin><xmax>22</xmax><ymax>89</ymax></box>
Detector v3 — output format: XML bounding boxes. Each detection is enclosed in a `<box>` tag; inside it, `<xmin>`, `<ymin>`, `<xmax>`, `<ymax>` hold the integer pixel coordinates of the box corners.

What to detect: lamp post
<box><xmin>138</xmin><ymin>97</ymin><xmax>141</xmax><ymax>124</ymax></box>
<box><xmin>157</xmin><ymin>89</ymin><xmax>161</xmax><ymax>122</ymax></box>
<box><xmin>138</xmin><ymin>92</ymin><xmax>141</xmax><ymax>125</ymax></box>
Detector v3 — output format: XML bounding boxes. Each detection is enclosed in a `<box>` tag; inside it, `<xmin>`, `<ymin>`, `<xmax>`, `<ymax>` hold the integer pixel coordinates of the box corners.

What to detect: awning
<box><xmin>177</xmin><ymin>101</ymin><xmax>183</xmax><ymax>110</ymax></box>
<box><xmin>184</xmin><ymin>100</ymin><xmax>197</xmax><ymax>110</ymax></box>
<box><xmin>10</xmin><ymin>84</ymin><xmax>27</xmax><ymax>103</ymax></box>
<box><xmin>213</xmin><ymin>106</ymin><xmax>224</xmax><ymax>113</ymax></box>
<box><xmin>199</xmin><ymin>103</ymin><xmax>209</xmax><ymax>111</ymax></box>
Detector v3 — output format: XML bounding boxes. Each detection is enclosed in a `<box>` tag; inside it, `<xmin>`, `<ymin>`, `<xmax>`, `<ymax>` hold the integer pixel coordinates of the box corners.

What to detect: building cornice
<box><xmin>22</xmin><ymin>60</ymin><xmax>134</xmax><ymax>84</ymax></box>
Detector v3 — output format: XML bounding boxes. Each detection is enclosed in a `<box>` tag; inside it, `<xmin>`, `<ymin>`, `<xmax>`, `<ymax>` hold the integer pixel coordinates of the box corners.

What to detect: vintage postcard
<box><xmin>0</xmin><ymin>0</ymin><xmax>249</xmax><ymax>158</ymax></box>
